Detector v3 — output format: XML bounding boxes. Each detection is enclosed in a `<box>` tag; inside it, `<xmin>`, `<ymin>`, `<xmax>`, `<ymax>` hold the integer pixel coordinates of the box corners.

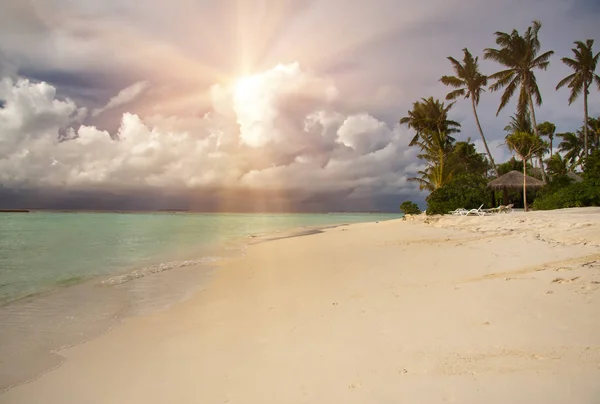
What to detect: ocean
<box><xmin>0</xmin><ymin>211</ymin><xmax>399</xmax><ymax>390</ymax></box>
<box><xmin>0</xmin><ymin>212</ymin><xmax>399</xmax><ymax>303</ymax></box>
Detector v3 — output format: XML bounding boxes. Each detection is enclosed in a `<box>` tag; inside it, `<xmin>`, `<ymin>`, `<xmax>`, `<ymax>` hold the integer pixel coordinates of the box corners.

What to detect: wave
<box><xmin>100</xmin><ymin>257</ymin><xmax>224</xmax><ymax>286</ymax></box>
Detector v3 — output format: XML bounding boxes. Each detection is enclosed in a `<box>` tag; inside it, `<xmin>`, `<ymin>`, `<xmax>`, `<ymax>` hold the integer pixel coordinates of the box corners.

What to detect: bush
<box><xmin>400</xmin><ymin>201</ymin><xmax>421</xmax><ymax>215</ymax></box>
<box><xmin>533</xmin><ymin>150</ymin><xmax>600</xmax><ymax>210</ymax></box>
<box><xmin>583</xmin><ymin>149</ymin><xmax>600</xmax><ymax>186</ymax></box>
<box><xmin>426</xmin><ymin>173</ymin><xmax>490</xmax><ymax>215</ymax></box>
<box><xmin>532</xmin><ymin>182</ymin><xmax>600</xmax><ymax>210</ymax></box>
<box><xmin>535</xmin><ymin>174</ymin><xmax>573</xmax><ymax>199</ymax></box>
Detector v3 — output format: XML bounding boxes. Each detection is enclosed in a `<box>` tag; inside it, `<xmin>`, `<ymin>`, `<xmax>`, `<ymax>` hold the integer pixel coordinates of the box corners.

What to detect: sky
<box><xmin>0</xmin><ymin>0</ymin><xmax>599</xmax><ymax>212</ymax></box>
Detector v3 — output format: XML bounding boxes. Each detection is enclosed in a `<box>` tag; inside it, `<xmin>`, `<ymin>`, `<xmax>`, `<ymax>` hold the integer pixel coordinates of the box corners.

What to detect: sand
<box><xmin>1</xmin><ymin>207</ymin><xmax>599</xmax><ymax>403</ymax></box>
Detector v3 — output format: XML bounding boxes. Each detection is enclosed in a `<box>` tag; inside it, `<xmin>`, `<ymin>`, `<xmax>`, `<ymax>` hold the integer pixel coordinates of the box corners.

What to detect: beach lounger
<box><xmin>449</xmin><ymin>208</ymin><xmax>468</xmax><ymax>215</ymax></box>
<box><xmin>499</xmin><ymin>204</ymin><xmax>514</xmax><ymax>214</ymax></box>
<box><xmin>485</xmin><ymin>205</ymin><xmax>505</xmax><ymax>214</ymax></box>
<box><xmin>465</xmin><ymin>204</ymin><xmax>489</xmax><ymax>216</ymax></box>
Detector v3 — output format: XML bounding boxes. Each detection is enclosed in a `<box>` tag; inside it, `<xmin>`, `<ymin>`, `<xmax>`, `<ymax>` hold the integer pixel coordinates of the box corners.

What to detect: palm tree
<box><xmin>504</xmin><ymin>112</ymin><xmax>535</xmax><ymax>168</ymax></box>
<box><xmin>440</xmin><ymin>48</ymin><xmax>498</xmax><ymax>176</ymax></box>
<box><xmin>408</xmin><ymin>165</ymin><xmax>452</xmax><ymax>192</ymax></box>
<box><xmin>448</xmin><ymin>140</ymin><xmax>490</xmax><ymax>176</ymax></box>
<box><xmin>408</xmin><ymin>131</ymin><xmax>455</xmax><ymax>191</ymax></box>
<box><xmin>557</xmin><ymin>132</ymin><xmax>584</xmax><ymax>170</ymax></box>
<box><xmin>556</xmin><ymin>39</ymin><xmax>600</xmax><ymax>159</ymax></box>
<box><xmin>535</xmin><ymin>139</ymin><xmax>550</xmax><ymax>176</ymax></box>
<box><xmin>400</xmin><ymin>97</ymin><xmax>460</xmax><ymax>147</ymax></box>
<box><xmin>504</xmin><ymin>112</ymin><xmax>533</xmax><ymax>134</ymax></box>
<box><xmin>401</xmin><ymin>97</ymin><xmax>461</xmax><ymax>190</ymax></box>
<box><xmin>586</xmin><ymin>116</ymin><xmax>600</xmax><ymax>152</ymax></box>
<box><xmin>505</xmin><ymin>131</ymin><xmax>544</xmax><ymax>211</ymax></box>
<box><xmin>537</xmin><ymin>121</ymin><xmax>556</xmax><ymax>156</ymax></box>
<box><xmin>546</xmin><ymin>154</ymin><xmax>568</xmax><ymax>177</ymax></box>
<box><xmin>484</xmin><ymin>20</ymin><xmax>554</xmax><ymax>182</ymax></box>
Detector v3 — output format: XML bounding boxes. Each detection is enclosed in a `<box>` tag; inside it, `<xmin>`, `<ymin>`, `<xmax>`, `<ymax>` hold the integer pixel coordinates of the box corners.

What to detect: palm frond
<box><xmin>447</xmin><ymin>56</ymin><xmax>465</xmax><ymax>76</ymax></box>
<box><xmin>483</xmin><ymin>48</ymin><xmax>505</xmax><ymax>64</ymax></box>
<box><xmin>556</xmin><ymin>73</ymin><xmax>576</xmax><ymax>90</ymax></box>
<box><xmin>488</xmin><ymin>70</ymin><xmax>516</xmax><ymax>91</ymax></box>
<box><xmin>445</xmin><ymin>89</ymin><xmax>466</xmax><ymax>101</ymax></box>
<box><xmin>439</xmin><ymin>75</ymin><xmax>464</xmax><ymax>88</ymax></box>
<box><xmin>568</xmin><ymin>79</ymin><xmax>584</xmax><ymax>105</ymax></box>
<box><xmin>561</xmin><ymin>57</ymin><xmax>580</xmax><ymax>70</ymax></box>
<box><xmin>532</xmin><ymin>50</ymin><xmax>554</xmax><ymax>69</ymax></box>
<box><xmin>497</xmin><ymin>78</ymin><xmax>518</xmax><ymax>115</ymax></box>
<box><xmin>528</xmin><ymin>73</ymin><xmax>543</xmax><ymax>106</ymax></box>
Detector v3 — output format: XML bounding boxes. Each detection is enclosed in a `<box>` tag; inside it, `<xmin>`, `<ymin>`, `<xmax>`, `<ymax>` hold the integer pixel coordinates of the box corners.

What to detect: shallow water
<box><xmin>0</xmin><ymin>212</ymin><xmax>400</xmax><ymax>302</ymax></box>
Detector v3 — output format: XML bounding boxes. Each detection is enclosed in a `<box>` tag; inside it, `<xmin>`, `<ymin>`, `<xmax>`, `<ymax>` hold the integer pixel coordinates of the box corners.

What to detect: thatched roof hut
<box><xmin>566</xmin><ymin>171</ymin><xmax>583</xmax><ymax>183</ymax></box>
<box><xmin>488</xmin><ymin>170</ymin><xmax>545</xmax><ymax>190</ymax></box>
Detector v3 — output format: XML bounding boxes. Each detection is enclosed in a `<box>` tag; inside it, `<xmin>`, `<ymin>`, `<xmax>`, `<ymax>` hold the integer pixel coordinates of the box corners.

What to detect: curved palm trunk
<box><xmin>527</xmin><ymin>92</ymin><xmax>547</xmax><ymax>183</ymax></box>
<box><xmin>471</xmin><ymin>98</ymin><xmax>498</xmax><ymax>176</ymax></box>
<box><xmin>584</xmin><ymin>82</ymin><xmax>589</xmax><ymax>159</ymax></box>
<box><xmin>523</xmin><ymin>158</ymin><xmax>528</xmax><ymax>212</ymax></box>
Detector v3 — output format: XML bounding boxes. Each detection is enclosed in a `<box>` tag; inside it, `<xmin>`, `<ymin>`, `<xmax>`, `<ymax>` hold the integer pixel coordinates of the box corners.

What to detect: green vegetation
<box><xmin>426</xmin><ymin>173</ymin><xmax>490</xmax><ymax>215</ymax></box>
<box><xmin>400</xmin><ymin>97</ymin><xmax>460</xmax><ymax>191</ymax></box>
<box><xmin>399</xmin><ymin>20</ymin><xmax>600</xmax><ymax>214</ymax></box>
<box><xmin>533</xmin><ymin>151</ymin><xmax>600</xmax><ymax>209</ymax></box>
<box><xmin>440</xmin><ymin>48</ymin><xmax>498</xmax><ymax>176</ymax></box>
<box><xmin>556</xmin><ymin>40</ymin><xmax>600</xmax><ymax>158</ymax></box>
<box><xmin>505</xmin><ymin>131</ymin><xmax>545</xmax><ymax>211</ymax></box>
<box><xmin>399</xmin><ymin>201</ymin><xmax>421</xmax><ymax>215</ymax></box>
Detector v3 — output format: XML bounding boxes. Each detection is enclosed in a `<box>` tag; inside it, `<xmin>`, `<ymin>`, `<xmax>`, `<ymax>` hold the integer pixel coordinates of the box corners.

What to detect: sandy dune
<box><xmin>1</xmin><ymin>208</ymin><xmax>599</xmax><ymax>403</ymax></box>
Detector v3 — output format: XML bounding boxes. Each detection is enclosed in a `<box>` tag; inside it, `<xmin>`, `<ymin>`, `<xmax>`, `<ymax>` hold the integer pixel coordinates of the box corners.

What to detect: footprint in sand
<box><xmin>551</xmin><ymin>277</ymin><xmax>580</xmax><ymax>284</ymax></box>
<box><xmin>554</xmin><ymin>266</ymin><xmax>574</xmax><ymax>272</ymax></box>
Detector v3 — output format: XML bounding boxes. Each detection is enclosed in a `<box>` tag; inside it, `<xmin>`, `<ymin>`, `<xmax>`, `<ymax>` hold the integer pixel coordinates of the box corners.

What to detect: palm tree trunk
<box><xmin>471</xmin><ymin>98</ymin><xmax>498</xmax><ymax>176</ymax></box>
<box><xmin>527</xmin><ymin>91</ymin><xmax>547</xmax><ymax>183</ymax></box>
<box><xmin>550</xmin><ymin>136</ymin><xmax>553</xmax><ymax>157</ymax></box>
<box><xmin>584</xmin><ymin>82</ymin><xmax>589</xmax><ymax>159</ymax></box>
<box><xmin>523</xmin><ymin>158</ymin><xmax>528</xmax><ymax>212</ymax></box>
<box><xmin>436</xmin><ymin>140</ymin><xmax>445</xmax><ymax>189</ymax></box>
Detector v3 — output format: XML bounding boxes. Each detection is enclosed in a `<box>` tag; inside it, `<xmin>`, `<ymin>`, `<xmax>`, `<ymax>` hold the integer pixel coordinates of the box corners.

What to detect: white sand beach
<box><xmin>1</xmin><ymin>208</ymin><xmax>599</xmax><ymax>403</ymax></box>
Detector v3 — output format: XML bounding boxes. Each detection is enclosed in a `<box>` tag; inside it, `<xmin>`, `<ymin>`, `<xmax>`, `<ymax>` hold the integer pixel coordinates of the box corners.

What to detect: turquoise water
<box><xmin>0</xmin><ymin>212</ymin><xmax>399</xmax><ymax>302</ymax></box>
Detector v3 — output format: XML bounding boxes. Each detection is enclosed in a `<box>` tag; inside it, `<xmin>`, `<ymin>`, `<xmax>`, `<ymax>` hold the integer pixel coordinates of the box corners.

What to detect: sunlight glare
<box><xmin>233</xmin><ymin>75</ymin><xmax>261</xmax><ymax>104</ymax></box>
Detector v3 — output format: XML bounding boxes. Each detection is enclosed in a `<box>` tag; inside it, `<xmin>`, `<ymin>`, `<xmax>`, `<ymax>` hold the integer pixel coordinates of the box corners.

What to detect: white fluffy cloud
<box><xmin>0</xmin><ymin>64</ymin><xmax>419</xmax><ymax>205</ymax></box>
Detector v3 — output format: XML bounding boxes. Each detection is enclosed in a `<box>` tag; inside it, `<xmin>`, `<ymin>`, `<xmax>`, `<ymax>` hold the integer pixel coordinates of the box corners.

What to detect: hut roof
<box><xmin>488</xmin><ymin>170</ymin><xmax>545</xmax><ymax>190</ymax></box>
<box><xmin>566</xmin><ymin>171</ymin><xmax>583</xmax><ymax>183</ymax></box>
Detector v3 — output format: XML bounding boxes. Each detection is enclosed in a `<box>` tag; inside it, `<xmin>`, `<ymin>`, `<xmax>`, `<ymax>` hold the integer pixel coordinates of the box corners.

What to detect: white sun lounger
<box><xmin>464</xmin><ymin>204</ymin><xmax>489</xmax><ymax>216</ymax></box>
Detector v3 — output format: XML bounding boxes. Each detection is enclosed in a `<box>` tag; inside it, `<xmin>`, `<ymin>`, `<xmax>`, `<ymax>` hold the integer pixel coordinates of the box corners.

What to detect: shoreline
<box><xmin>0</xmin><ymin>218</ymin><xmax>393</xmax><ymax>392</ymax></box>
<box><xmin>1</xmin><ymin>208</ymin><xmax>599</xmax><ymax>403</ymax></box>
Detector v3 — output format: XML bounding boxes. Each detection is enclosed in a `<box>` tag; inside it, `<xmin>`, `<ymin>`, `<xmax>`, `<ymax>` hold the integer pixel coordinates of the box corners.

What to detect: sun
<box><xmin>230</xmin><ymin>73</ymin><xmax>274</xmax><ymax>148</ymax></box>
<box><xmin>233</xmin><ymin>74</ymin><xmax>261</xmax><ymax>103</ymax></box>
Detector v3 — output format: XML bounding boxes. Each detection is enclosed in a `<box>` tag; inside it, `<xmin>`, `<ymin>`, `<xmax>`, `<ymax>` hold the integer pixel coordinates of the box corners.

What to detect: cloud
<box><xmin>2</xmin><ymin>0</ymin><xmax>598</xmax><ymax>210</ymax></box>
<box><xmin>92</xmin><ymin>81</ymin><xmax>149</xmax><ymax>117</ymax></box>
<box><xmin>337</xmin><ymin>114</ymin><xmax>393</xmax><ymax>154</ymax></box>
<box><xmin>0</xmin><ymin>64</ymin><xmax>419</xmax><ymax>210</ymax></box>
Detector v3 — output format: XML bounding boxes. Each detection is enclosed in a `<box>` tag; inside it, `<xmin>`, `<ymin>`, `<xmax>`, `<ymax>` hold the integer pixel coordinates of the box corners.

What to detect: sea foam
<box><xmin>100</xmin><ymin>257</ymin><xmax>224</xmax><ymax>286</ymax></box>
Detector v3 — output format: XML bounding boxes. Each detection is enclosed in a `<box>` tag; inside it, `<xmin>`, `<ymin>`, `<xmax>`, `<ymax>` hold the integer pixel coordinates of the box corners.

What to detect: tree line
<box><xmin>400</xmin><ymin>21</ymin><xmax>600</xmax><ymax>213</ymax></box>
